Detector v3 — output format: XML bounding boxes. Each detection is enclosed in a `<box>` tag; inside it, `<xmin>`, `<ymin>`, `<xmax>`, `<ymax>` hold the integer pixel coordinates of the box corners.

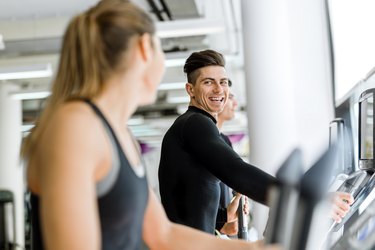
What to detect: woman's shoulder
<box><xmin>42</xmin><ymin>101</ymin><xmax>106</xmax><ymax>149</ymax></box>
<box><xmin>29</xmin><ymin>101</ymin><xmax>110</xmax><ymax>193</ymax></box>
<box><xmin>54</xmin><ymin>101</ymin><xmax>95</xmax><ymax>121</ymax></box>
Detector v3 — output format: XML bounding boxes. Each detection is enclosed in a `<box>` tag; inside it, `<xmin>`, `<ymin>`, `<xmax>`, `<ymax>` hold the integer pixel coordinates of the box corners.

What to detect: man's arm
<box><xmin>183</xmin><ymin>114</ymin><xmax>276</xmax><ymax>205</ymax></box>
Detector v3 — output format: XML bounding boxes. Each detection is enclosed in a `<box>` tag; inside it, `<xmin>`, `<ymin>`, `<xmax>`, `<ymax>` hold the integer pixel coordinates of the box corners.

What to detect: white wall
<box><xmin>0</xmin><ymin>82</ymin><xmax>24</xmax><ymax>247</ymax></box>
<box><xmin>241</xmin><ymin>0</ymin><xmax>334</xmax><ymax>235</ymax></box>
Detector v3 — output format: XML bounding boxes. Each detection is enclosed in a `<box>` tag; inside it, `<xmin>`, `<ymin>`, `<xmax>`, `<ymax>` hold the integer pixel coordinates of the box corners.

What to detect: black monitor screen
<box><xmin>360</xmin><ymin>93</ymin><xmax>374</xmax><ymax>160</ymax></box>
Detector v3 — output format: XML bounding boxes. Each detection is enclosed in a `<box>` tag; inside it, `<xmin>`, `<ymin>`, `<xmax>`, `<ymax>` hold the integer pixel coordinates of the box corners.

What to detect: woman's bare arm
<box><xmin>143</xmin><ymin>189</ymin><xmax>280</xmax><ymax>250</ymax></box>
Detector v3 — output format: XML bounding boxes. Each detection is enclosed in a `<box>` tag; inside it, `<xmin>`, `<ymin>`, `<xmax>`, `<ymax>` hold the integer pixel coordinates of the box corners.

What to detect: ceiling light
<box><xmin>158</xmin><ymin>82</ymin><xmax>186</xmax><ymax>91</ymax></box>
<box><xmin>167</xmin><ymin>96</ymin><xmax>190</xmax><ymax>104</ymax></box>
<box><xmin>0</xmin><ymin>63</ymin><xmax>53</xmax><ymax>80</ymax></box>
<box><xmin>22</xmin><ymin>124</ymin><xmax>34</xmax><ymax>133</ymax></box>
<box><xmin>10</xmin><ymin>90</ymin><xmax>51</xmax><ymax>100</ymax></box>
<box><xmin>165</xmin><ymin>58</ymin><xmax>186</xmax><ymax>67</ymax></box>
<box><xmin>164</xmin><ymin>51</ymin><xmax>237</xmax><ymax>68</ymax></box>
<box><xmin>128</xmin><ymin>116</ymin><xmax>144</xmax><ymax>126</ymax></box>
<box><xmin>129</xmin><ymin>126</ymin><xmax>162</xmax><ymax>137</ymax></box>
<box><xmin>156</xmin><ymin>18</ymin><xmax>225</xmax><ymax>38</ymax></box>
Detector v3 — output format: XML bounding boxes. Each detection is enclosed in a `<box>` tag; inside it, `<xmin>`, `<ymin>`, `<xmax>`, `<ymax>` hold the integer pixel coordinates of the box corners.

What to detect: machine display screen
<box><xmin>360</xmin><ymin>94</ymin><xmax>374</xmax><ymax>160</ymax></box>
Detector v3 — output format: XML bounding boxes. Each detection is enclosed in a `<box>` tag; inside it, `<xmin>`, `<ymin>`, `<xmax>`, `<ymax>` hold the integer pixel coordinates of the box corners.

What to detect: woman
<box><xmin>21</xmin><ymin>0</ymin><xmax>279</xmax><ymax>249</ymax></box>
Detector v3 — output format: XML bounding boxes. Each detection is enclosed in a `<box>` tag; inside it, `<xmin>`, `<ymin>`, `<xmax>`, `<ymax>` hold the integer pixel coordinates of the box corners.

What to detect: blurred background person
<box><xmin>215</xmin><ymin>82</ymin><xmax>250</xmax><ymax>237</ymax></box>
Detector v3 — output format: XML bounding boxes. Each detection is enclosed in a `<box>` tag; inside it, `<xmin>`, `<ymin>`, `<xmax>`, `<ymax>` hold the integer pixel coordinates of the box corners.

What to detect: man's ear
<box><xmin>138</xmin><ymin>33</ymin><xmax>152</xmax><ymax>63</ymax></box>
<box><xmin>185</xmin><ymin>83</ymin><xmax>195</xmax><ymax>98</ymax></box>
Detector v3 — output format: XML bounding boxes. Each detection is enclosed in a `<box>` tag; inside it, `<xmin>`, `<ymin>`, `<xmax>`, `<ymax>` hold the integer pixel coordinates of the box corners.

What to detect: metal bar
<box><xmin>158</xmin><ymin>0</ymin><xmax>173</xmax><ymax>20</ymax></box>
<box><xmin>146</xmin><ymin>0</ymin><xmax>164</xmax><ymax>21</ymax></box>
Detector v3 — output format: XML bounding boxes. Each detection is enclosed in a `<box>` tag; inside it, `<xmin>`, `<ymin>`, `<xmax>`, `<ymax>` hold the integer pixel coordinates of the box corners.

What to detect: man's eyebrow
<box><xmin>200</xmin><ymin>77</ymin><xmax>215</xmax><ymax>82</ymax></box>
<box><xmin>200</xmin><ymin>77</ymin><xmax>229</xmax><ymax>82</ymax></box>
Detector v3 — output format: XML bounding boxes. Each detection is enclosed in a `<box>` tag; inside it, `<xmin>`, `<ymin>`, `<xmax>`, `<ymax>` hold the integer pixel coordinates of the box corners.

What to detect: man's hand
<box><xmin>220</xmin><ymin>220</ymin><xmax>238</xmax><ymax>236</ymax></box>
<box><xmin>330</xmin><ymin>191</ymin><xmax>354</xmax><ymax>223</ymax></box>
<box><xmin>227</xmin><ymin>193</ymin><xmax>242</xmax><ymax>221</ymax></box>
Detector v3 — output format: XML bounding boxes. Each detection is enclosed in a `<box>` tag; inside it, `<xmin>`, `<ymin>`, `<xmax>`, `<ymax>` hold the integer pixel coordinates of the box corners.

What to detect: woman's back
<box><xmin>27</xmin><ymin>100</ymin><xmax>149</xmax><ymax>250</ymax></box>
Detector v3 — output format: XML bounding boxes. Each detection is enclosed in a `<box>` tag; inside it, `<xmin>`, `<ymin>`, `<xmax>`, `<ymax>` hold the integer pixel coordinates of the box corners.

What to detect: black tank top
<box><xmin>30</xmin><ymin>100</ymin><xmax>149</xmax><ymax>250</ymax></box>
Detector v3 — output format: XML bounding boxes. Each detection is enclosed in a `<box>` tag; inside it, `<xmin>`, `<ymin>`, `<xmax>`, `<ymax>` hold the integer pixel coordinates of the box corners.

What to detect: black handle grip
<box><xmin>237</xmin><ymin>196</ymin><xmax>248</xmax><ymax>240</ymax></box>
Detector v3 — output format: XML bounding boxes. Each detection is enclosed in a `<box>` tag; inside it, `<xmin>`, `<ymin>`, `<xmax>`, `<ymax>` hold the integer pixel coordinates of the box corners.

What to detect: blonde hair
<box><xmin>21</xmin><ymin>0</ymin><xmax>155</xmax><ymax>160</ymax></box>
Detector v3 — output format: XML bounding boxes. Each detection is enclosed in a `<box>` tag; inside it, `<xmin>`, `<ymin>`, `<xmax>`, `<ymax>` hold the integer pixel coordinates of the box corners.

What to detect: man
<box><xmin>158</xmin><ymin>50</ymin><xmax>275</xmax><ymax>234</ymax></box>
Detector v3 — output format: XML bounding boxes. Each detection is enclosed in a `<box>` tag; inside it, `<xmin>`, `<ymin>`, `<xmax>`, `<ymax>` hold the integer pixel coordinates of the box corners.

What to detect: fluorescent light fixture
<box><xmin>164</xmin><ymin>51</ymin><xmax>190</xmax><ymax>67</ymax></box>
<box><xmin>167</xmin><ymin>96</ymin><xmax>190</xmax><ymax>104</ymax></box>
<box><xmin>0</xmin><ymin>63</ymin><xmax>53</xmax><ymax>80</ymax></box>
<box><xmin>10</xmin><ymin>90</ymin><xmax>51</xmax><ymax>100</ymax></box>
<box><xmin>127</xmin><ymin>116</ymin><xmax>144</xmax><ymax>126</ymax></box>
<box><xmin>10</xmin><ymin>82</ymin><xmax>186</xmax><ymax>100</ymax></box>
<box><xmin>22</xmin><ymin>124</ymin><xmax>35</xmax><ymax>133</ymax></box>
<box><xmin>158</xmin><ymin>82</ymin><xmax>186</xmax><ymax>91</ymax></box>
<box><xmin>129</xmin><ymin>126</ymin><xmax>162</xmax><ymax>137</ymax></box>
<box><xmin>131</xmin><ymin>130</ymin><xmax>162</xmax><ymax>137</ymax></box>
<box><xmin>164</xmin><ymin>52</ymin><xmax>237</xmax><ymax>68</ymax></box>
<box><xmin>156</xmin><ymin>19</ymin><xmax>225</xmax><ymax>38</ymax></box>
<box><xmin>165</xmin><ymin>58</ymin><xmax>186</xmax><ymax>67</ymax></box>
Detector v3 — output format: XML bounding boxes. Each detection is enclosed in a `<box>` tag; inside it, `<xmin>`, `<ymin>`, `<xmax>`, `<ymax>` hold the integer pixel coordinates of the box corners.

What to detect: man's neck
<box><xmin>188</xmin><ymin>103</ymin><xmax>218</xmax><ymax>123</ymax></box>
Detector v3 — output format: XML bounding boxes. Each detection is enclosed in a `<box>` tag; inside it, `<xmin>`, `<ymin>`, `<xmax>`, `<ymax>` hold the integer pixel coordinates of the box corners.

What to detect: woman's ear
<box><xmin>138</xmin><ymin>33</ymin><xmax>152</xmax><ymax>63</ymax></box>
<box><xmin>185</xmin><ymin>83</ymin><xmax>195</xmax><ymax>98</ymax></box>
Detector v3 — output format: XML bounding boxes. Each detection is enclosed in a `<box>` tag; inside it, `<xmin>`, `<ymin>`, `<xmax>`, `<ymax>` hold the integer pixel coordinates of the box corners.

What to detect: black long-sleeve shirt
<box><xmin>158</xmin><ymin>106</ymin><xmax>276</xmax><ymax>234</ymax></box>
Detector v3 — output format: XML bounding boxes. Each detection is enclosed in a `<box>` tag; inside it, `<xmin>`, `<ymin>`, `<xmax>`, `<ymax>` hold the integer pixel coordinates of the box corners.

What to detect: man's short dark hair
<box><xmin>183</xmin><ymin>49</ymin><xmax>226</xmax><ymax>85</ymax></box>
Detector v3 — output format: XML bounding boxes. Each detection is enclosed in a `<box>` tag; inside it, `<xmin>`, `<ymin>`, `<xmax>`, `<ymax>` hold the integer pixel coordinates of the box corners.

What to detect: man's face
<box><xmin>218</xmin><ymin>92</ymin><xmax>238</xmax><ymax>122</ymax></box>
<box><xmin>186</xmin><ymin>66</ymin><xmax>229</xmax><ymax>117</ymax></box>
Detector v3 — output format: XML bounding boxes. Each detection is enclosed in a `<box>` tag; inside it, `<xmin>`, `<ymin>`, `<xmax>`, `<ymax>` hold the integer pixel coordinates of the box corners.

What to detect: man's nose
<box><xmin>213</xmin><ymin>82</ymin><xmax>223</xmax><ymax>93</ymax></box>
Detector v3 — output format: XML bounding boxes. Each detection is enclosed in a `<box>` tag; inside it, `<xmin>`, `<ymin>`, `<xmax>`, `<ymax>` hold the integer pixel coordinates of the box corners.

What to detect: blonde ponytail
<box><xmin>21</xmin><ymin>0</ymin><xmax>155</xmax><ymax>160</ymax></box>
